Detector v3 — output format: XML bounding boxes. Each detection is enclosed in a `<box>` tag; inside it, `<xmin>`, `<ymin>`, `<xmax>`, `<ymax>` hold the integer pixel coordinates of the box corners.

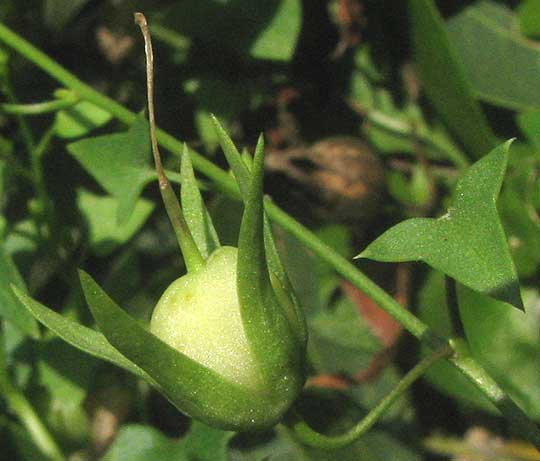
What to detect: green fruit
<box><xmin>151</xmin><ymin>246</ymin><xmax>262</xmax><ymax>390</ymax></box>
<box><xmin>149</xmin><ymin>245</ymin><xmax>306</xmax><ymax>429</ymax></box>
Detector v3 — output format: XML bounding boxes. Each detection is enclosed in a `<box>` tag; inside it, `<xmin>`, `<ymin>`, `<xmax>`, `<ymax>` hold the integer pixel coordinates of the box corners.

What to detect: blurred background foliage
<box><xmin>1</xmin><ymin>0</ymin><xmax>540</xmax><ymax>460</ymax></box>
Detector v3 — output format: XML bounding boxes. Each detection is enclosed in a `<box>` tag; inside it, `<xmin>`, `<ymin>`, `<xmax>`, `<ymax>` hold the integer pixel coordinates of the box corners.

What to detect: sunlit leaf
<box><xmin>519</xmin><ymin>0</ymin><xmax>540</xmax><ymax>39</ymax></box>
<box><xmin>77</xmin><ymin>189</ymin><xmax>154</xmax><ymax>257</ymax></box>
<box><xmin>67</xmin><ymin>116</ymin><xmax>154</xmax><ymax>223</ymax></box>
<box><xmin>182</xmin><ymin>421</ymin><xmax>234</xmax><ymax>461</ymax></box>
<box><xmin>103</xmin><ymin>424</ymin><xmax>186</xmax><ymax>461</ymax></box>
<box><xmin>417</xmin><ymin>270</ymin><xmax>495</xmax><ymax>412</ymax></box>
<box><xmin>159</xmin><ymin>0</ymin><xmax>301</xmax><ymax>62</ymax></box>
<box><xmin>249</xmin><ymin>0</ymin><xmax>301</xmax><ymax>61</ymax></box>
<box><xmin>409</xmin><ymin>0</ymin><xmax>495</xmax><ymax>156</ymax></box>
<box><xmin>360</xmin><ymin>141</ymin><xmax>523</xmax><ymax>310</ymax></box>
<box><xmin>0</xmin><ymin>247</ymin><xmax>39</xmax><ymax>338</ymax></box>
<box><xmin>38</xmin><ymin>339</ymin><xmax>93</xmax><ymax>444</ymax></box>
<box><xmin>309</xmin><ymin>297</ymin><xmax>380</xmax><ymax>375</ymax></box>
<box><xmin>458</xmin><ymin>285</ymin><xmax>540</xmax><ymax>418</ymax></box>
<box><xmin>55</xmin><ymin>100</ymin><xmax>112</xmax><ymax>139</ymax></box>
<box><xmin>447</xmin><ymin>1</ymin><xmax>540</xmax><ymax>111</ymax></box>
<box><xmin>498</xmin><ymin>159</ymin><xmax>540</xmax><ymax>277</ymax></box>
<box><xmin>103</xmin><ymin>422</ymin><xmax>233</xmax><ymax>461</ymax></box>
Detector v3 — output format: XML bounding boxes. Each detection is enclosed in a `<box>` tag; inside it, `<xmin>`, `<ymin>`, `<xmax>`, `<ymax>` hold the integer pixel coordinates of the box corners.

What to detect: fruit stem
<box><xmin>287</xmin><ymin>344</ymin><xmax>453</xmax><ymax>449</ymax></box>
<box><xmin>135</xmin><ymin>12</ymin><xmax>204</xmax><ymax>273</ymax></box>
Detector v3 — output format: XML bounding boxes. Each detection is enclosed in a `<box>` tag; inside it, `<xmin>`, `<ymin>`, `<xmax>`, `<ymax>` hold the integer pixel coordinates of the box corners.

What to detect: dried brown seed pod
<box><xmin>265</xmin><ymin>136</ymin><xmax>385</xmax><ymax>223</ymax></box>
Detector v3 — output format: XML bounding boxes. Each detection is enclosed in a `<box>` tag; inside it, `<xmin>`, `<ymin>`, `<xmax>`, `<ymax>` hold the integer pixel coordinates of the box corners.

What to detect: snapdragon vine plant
<box><xmin>9</xmin><ymin>13</ymin><xmax>452</xmax><ymax>445</ymax></box>
<box><xmin>1</xmin><ymin>1</ymin><xmax>540</xmax><ymax>459</ymax></box>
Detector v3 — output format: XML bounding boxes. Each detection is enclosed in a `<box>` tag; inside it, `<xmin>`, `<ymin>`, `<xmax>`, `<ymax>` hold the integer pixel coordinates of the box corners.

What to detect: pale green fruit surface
<box><xmin>150</xmin><ymin>246</ymin><xmax>262</xmax><ymax>389</ymax></box>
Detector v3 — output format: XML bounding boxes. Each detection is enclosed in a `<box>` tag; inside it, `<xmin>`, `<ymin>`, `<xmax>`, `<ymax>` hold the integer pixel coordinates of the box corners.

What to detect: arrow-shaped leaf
<box><xmin>359</xmin><ymin>140</ymin><xmax>523</xmax><ymax>310</ymax></box>
<box><xmin>67</xmin><ymin>116</ymin><xmax>155</xmax><ymax>224</ymax></box>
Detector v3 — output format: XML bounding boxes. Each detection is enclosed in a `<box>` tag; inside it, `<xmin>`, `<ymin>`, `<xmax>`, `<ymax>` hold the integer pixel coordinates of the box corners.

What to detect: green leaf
<box><xmin>387</xmin><ymin>166</ymin><xmax>431</xmax><ymax>209</ymax></box>
<box><xmin>417</xmin><ymin>271</ymin><xmax>495</xmax><ymax>412</ymax></box>
<box><xmin>516</xmin><ymin>109</ymin><xmax>540</xmax><ymax>149</ymax></box>
<box><xmin>0</xmin><ymin>246</ymin><xmax>39</xmax><ymax>338</ymax></box>
<box><xmin>229</xmin><ymin>429</ymin><xmax>308</xmax><ymax>461</ymax></box>
<box><xmin>458</xmin><ymin>285</ymin><xmax>540</xmax><ymax>418</ymax></box>
<box><xmin>409</xmin><ymin>0</ymin><xmax>495</xmax><ymax>156</ymax></box>
<box><xmin>309</xmin><ymin>297</ymin><xmax>381</xmax><ymax>375</ymax></box>
<box><xmin>498</xmin><ymin>159</ymin><xmax>540</xmax><ymax>277</ymax></box>
<box><xmin>182</xmin><ymin>421</ymin><xmax>234</xmax><ymax>461</ymax></box>
<box><xmin>2</xmin><ymin>421</ymin><xmax>43</xmax><ymax>461</ymax></box>
<box><xmin>360</xmin><ymin>141</ymin><xmax>523</xmax><ymax>310</ymax></box>
<box><xmin>78</xmin><ymin>270</ymin><xmax>268</xmax><ymax>430</ymax></box>
<box><xmin>54</xmin><ymin>100</ymin><xmax>112</xmax><ymax>139</ymax></box>
<box><xmin>77</xmin><ymin>189</ymin><xmax>154</xmax><ymax>257</ymax></box>
<box><xmin>37</xmin><ymin>339</ymin><xmax>93</xmax><ymax>444</ymax></box>
<box><xmin>184</xmin><ymin>78</ymin><xmax>250</xmax><ymax>127</ymax></box>
<box><xmin>103</xmin><ymin>424</ymin><xmax>187</xmax><ymax>461</ymax></box>
<box><xmin>103</xmin><ymin>422</ymin><xmax>233</xmax><ymax>461</ymax></box>
<box><xmin>38</xmin><ymin>339</ymin><xmax>96</xmax><ymax>408</ymax></box>
<box><xmin>11</xmin><ymin>286</ymin><xmax>152</xmax><ymax>382</ymax></box>
<box><xmin>519</xmin><ymin>0</ymin><xmax>540</xmax><ymax>39</ymax></box>
<box><xmin>180</xmin><ymin>145</ymin><xmax>220</xmax><ymax>259</ymax></box>
<box><xmin>194</xmin><ymin>109</ymin><xmax>220</xmax><ymax>153</ymax></box>
<box><xmin>159</xmin><ymin>0</ymin><xmax>301</xmax><ymax>62</ymax></box>
<box><xmin>447</xmin><ymin>1</ymin><xmax>540</xmax><ymax>111</ymax></box>
<box><xmin>67</xmin><ymin>116</ymin><xmax>154</xmax><ymax>223</ymax></box>
<box><xmin>44</xmin><ymin>0</ymin><xmax>91</xmax><ymax>31</ymax></box>
<box><xmin>249</xmin><ymin>0</ymin><xmax>302</xmax><ymax>61</ymax></box>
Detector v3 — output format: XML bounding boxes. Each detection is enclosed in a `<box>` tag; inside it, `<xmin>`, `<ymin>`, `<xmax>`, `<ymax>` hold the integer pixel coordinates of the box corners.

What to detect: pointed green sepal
<box><xmin>11</xmin><ymin>285</ymin><xmax>152</xmax><ymax>382</ymax></box>
<box><xmin>236</xmin><ymin>139</ymin><xmax>306</xmax><ymax>403</ymax></box>
<box><xmin>79</xmin><ymin>269</ymin><xmax>292</xmax><ymax>430</ymax></box>
<box><xmin>212</xmin><ymin>117</ymin><xmax>306</xmax><ymax>343</ymax></box>
<box><xmin>180</xmin><ymin>144</ymin><xmax>220</xmax><ymax>259</ymax></box>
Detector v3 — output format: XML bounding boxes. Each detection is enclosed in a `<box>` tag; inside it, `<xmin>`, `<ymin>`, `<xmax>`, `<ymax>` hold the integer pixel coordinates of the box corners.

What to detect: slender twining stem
<box><xmin>288</xmin><ymin>345</ymin><xmax>453</xmax><ymax>449</ymax></box>
<box><xmin>0</xmin><ymin>19</ymin><xmax>539</xmax><ymax>448</ymax></box>
<box><xmin>135</xmin><ymin>12</ymin><xmax>204</xmax><ymax>273</ymax></box>
<box><xmin>2</xmin><ymin>73</ymin><xmax>54</xmax><ymax>240</ymax></box>
<box><xmin>1</xmin><ymin>97</ymin><xmax>77</xmax><ymax>115</ymax></box>
<box><xmin>2</xmin><ymin>73</ymin><xmax>35</xmax><ymax>153</ymax></box>
<box><xmin>30</xmin><ymin>125</ymin><xmax>56</xmax><ymax>240</ymax></box>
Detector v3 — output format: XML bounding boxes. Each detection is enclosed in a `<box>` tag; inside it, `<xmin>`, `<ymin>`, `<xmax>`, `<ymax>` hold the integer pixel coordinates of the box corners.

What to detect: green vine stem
<box><xmin>287</xmin><ymin>344</ymin><xmax>453</xmax><ymax>449</ymax></box>
<box><xmin>1</xmin><ymin>97</ymin><xmax>77</xmax><ymax>115</ymax></box>
<box><xmin>0</xmin><ymin>19</ymin><xmax>539</xmax><ymax>448</ymax></box>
